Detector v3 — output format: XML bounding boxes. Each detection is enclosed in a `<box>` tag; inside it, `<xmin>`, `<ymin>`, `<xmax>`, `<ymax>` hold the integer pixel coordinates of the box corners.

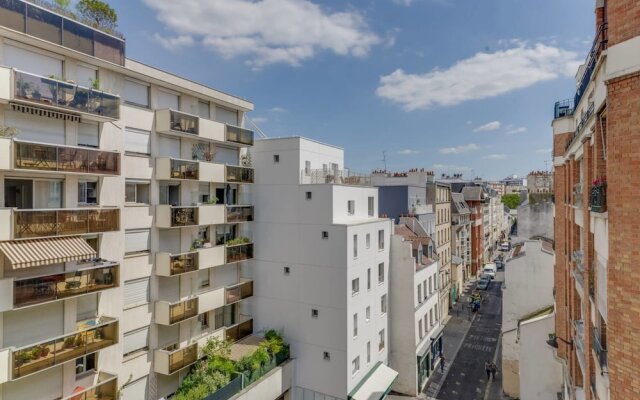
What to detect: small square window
<box><xmin>284</xmin><ymin>266</ymin><xmax>291</xmax><ymax>275</ymax></box>
<box><xmin>312</xmin><ymin>309</ymin><xmax>319</xmax><ymax>318</ymax></box>
<box><xmin>366</xmin><ymin>233</ymin><xmax>371</xmax><ymax>249</ymax></box>
<box><xmin>273</xmin><ymin>154</ymin><xmax>280</xmax><ymax>163</ymax></box>
<box><xmin>306</xmin><ymin>191</ymin><xmax>312</xmax><ymax>200</ymax></box>
<box><xmin>366</xmin><ymin>306</ymin><xmax>371</xmax><ymax>321</ymax></box>
<box><xmin>322</xmin><ymin>231</ymin><xmax>329</xmax><ymax>239</ymax></box>
<box><xmin>352</xmin><ymin>278</ymin><xmax>360</xmax><ymax>295</ymax></box>
<box><xmin>347</xmin><ymin>200</ymin><xmax>355</xmax><ymax>215</ymax></box>
<box><xmin>323</xmin><ymin>351</ymin><xmax>331</xmax><ymax>361</ymax></box>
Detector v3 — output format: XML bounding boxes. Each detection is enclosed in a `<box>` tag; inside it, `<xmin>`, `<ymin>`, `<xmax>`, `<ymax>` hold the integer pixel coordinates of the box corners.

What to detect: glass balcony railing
<box><xmin>554</xmin><ymin>98</ymin><xmax>575</xmax><ymax>119</ymax></box>
<box><xmin>225</xmin><ymin>316</ymin><xmax>253</xmax><ymax>343</ymax></box>
<box><xmin>592</xmin><ymin>329</ymin><xmax>608</xmax><ymax>371</ymax></box>
<box><xmin>226</xmin><ymin>125</ymin><xmax>254</xmax><ymax>146</ymax></box>
<box><xmin>14</xmin><ymin>263</ymin><xmax>118</xmax><ymax>308</ymax></box>
<box><xmin>0</xmin><ymin>0</ymin><xmax>125</xmax><ymax>65</ymax></box>
<box><xmin>169</xmin><ymin>298</ymin><xmax>199</xmax><ymax>325</ymax></box>
<box><xmin>11</xmin><ymin>316</ymin><xmax>118</xmax><ymax>379</ymax></box>
<box><xmin>14</xmin><ymin>141</ymin><xmax>120</xmax><ymax>175</ymax></box>
<box><xmin>170</xmin><ymin>207</ymin><xmax>198</xmax><ymax>227</ymax></box>
<box><xmin>226</xmin><ymin>243</ymin><xmax>254</xmax><ymax>263</ymax></box>
<box><xmin>166</xmin><ymin>343</ymin><xmax>198</xmax><ymax>374</ymax></box>
<box><xmin>225</xmin><ymin>280</ymin><xmax>253</xmax><ymax>305</ymax></box>
<box><xmin>13</xmin><ymin>208</ymin><xmax>120</xmax><ymax>239</ymax></box>
<box><xmin>169</xmin><ymin>159</ymin><xmax>199</xmax><ymax>180</ymax></box>
<box><xmin>14</xmin><ymin>70</ymin><xmax>120</xmax><ymax>119</ymax></box>
<box><xmin>226</xmin><ymin>165</ymin><xmax>254</xmax><ymax>184</ymax></box>
<box><xmin>169</xmin><ymin>110</ymin><xmax>199</xmax><ymax>135</ymax></box>
<box><xmin>168</xmin><ymin>252</ymin><xmax>198</xmax><ymax>276</ymax></box>
<box><xmin>226</xmin><ymin>206</ymin><xmax>254</xmax><ymax>223</ymax></box>
<box><xmin>61</xmin><ymin>372</ymin><xmax>117</xmax><ymax>400</ymax></box>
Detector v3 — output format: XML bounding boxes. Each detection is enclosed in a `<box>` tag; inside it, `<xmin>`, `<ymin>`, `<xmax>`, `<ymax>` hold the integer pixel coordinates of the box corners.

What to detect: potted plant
<box><xmin>75</xmin><ymin>335</ymin><xmax>84</xmax><ymax>347</ymax></box>
<box><xmin>40</xmin><ymin>345</ymin><xmax>50</xmax><ymax>357</ymax></box>
<box><xmin>64</xmin><ymin>336</ymin><xmax>76</xmax><ymax>349</ymax></box>
<box><xmin>0</xmin><ymin>126</ymin><xmax>20</xmax><ymax>138</ymax></box>
<box><xmin>32</xmin><ymin>87</ymin><xmax>42</xmax><ymax>101</ymax></box>
<box><xmin>16</xmin><ymin>78</ymin><xmax>31</xmax><ymax>98</ymax></box>
<box><xmin>15</xmin><ymin>351</ymin><xmax>31</xmax><ymax>367</ymax></box>
<box><xmin>203</xmin><ymin>151</ymin><xmax>215</xmax><ymax>162</ymax></box>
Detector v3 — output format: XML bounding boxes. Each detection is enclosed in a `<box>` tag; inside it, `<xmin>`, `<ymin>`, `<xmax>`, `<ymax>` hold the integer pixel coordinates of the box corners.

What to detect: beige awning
<box><xmin>349</xmin><ymin>362</ymin><xmax>398</xmax><ymax>400</ymax></box>
<box><xmin>0</xmin><ymin>236</ymin><xmax>96</xmax><ymax>269</ymax></box>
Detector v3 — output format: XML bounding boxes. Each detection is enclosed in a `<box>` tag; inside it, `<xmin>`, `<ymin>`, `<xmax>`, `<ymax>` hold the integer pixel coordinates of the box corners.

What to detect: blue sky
<box><xmin>109</xmin><ymin>0</ymin><xmax>594</xmax><ymax>180</ymax></box>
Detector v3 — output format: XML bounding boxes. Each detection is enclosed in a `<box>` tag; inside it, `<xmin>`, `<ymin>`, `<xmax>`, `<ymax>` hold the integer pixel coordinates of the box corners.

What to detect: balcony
<box><xmin>156</xmin><ymin>246</ymin><xmax>225</xmax><ymax>277</ymax></box>
<box><xmin>225</xmin><ymin>280</ymin><xmax>253</xmax><ymax>305</ymax></box>
<box><xmin>155</xmin><ymin>157</ymin><xmax>224</xmax><ymax>182</ymax></box>
<box><xmin>572</xmin><ymin>267</ymin><xmax>585</xmax><ymax>294</ymax></box>
<box><xmin>573</xmin><ymin>183</ymin><xmax>583</xmax><ymax>208</ymax></box>
<box><xmin>155</xmin><ymin>298</ymin><xmax>199</xmax><ymax>326</ymax></box>
<box><xmin>61</xmin><ymin>371</ymin><xmax>117</xmax><ymax>400</ymax></box>
<box><xmin>589</xmin><ymin>183</ymin><xmax>607</xmax><ymax>213</ymax></box>
<box><xmin>225</xmin><ymin>315</ymin><xmax>253</xmax><ymax>343</ymax></box>
<box><xmin>226</xmin><ymin>125</ymin><xmax>254</xmax><ymax>146</ymax></box>
<box><xmin>155</xmin><ymin>205</ymin><xmax>224</xmax><ymax>228</ymax></box>
<box><xmin>592</xmin><ymin>329</ymin><xmax>608</xmax><ymax>372</ymax></box>
<box><xmin>575</xmin><ymin>23</ymin><xmax>608</xmax><ymax>108</ymax></box>
<box><xmin>302</xmin><ymin>168</ymin><xmax>371</xmax><ymax>186</ymax></box>
<box><xmin>226</xmin><ymin>242</ymin><xmax>254</xmax><ymax>263</ymax></box>
<box><xmin>573</xmin><ymin>320</ymin><xmax>586</xmax><ymax>372</ymax></box>
<box><xmin>155</xmin><ymin>109</ymin><xmax>254</xmax><ymax>146</ymax></box>
<box><xmin>10</xmin><ymin>262</ymin><xmax>118</xmax><ymax>309</ymax></box>
<box><xmin>0</xmin><ymin>208</ymin><xmax>120</xmax><ymax>240</ymax></box>
<box><xmin>154</xmin><ymin>343</ymin><xmax>198</xmax><ymax>375</ymax></box>
<box><xmin>554</xmin><ymin>98</ymin><xmax>575</xmax><ymax>119</ymax></box>
<box><xmin>5</xmin><ymin>69</ymin><xmax>120</xmax><ymax>121</ymax></box>
<box><xmin>11</xmin><ymin>316</ymin><xmax>118</xmax><ymax>380</ymax></box>
<box><xmin>226</xmin><ymin>206</ymin><xmax>253</xmax><ymax>223</ymax></box>
<box><xmin>0</xmin><ymin>0</ymin><xmax>125</xmax><ymax>65</ymax></box>
<box><xmin>226</xmin><ymin>165</ymin><xmax>255</xmax><ymax>184</ymax></box>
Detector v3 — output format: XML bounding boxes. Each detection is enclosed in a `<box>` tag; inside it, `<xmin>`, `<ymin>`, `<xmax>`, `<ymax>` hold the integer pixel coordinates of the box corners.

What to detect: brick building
<box><xmin>552</xmin><ymin>1</ymin><xmax>640</xmax><ymax>399</ymax></box>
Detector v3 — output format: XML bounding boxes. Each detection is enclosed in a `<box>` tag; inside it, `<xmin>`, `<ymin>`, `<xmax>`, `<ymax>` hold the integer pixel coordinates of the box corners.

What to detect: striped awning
<box><xmin>0</xmin><ymin>236</ymin><xmax>96</xmax><ymax>269</ymax></box>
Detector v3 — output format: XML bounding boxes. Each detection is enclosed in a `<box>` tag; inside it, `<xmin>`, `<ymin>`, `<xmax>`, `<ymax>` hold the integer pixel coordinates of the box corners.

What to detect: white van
<box><xmin>482</xmin><ymin>263</ymin><xmax>497</xmax><ymax>279</ymax></box>
<box><xmin>500</xmin><ymin>242</ymin><xmax>510</xmax><ymax>251</ymax></box>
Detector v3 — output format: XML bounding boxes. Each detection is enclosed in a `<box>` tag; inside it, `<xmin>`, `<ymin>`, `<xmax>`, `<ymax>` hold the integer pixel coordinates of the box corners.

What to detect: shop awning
<box><xmin>348</xmin><ymin>362</ymin><xmax>398</xmax><ymax>400</ymax></box>
<box><xmin>0</xmin><ymin>236</ymin><xmax>96</xmax><ymax>269</ymax></box>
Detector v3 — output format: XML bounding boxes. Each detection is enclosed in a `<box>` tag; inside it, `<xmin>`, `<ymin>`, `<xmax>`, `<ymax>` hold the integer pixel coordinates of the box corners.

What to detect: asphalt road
<box><xmin>435</xmin><ymin>271</ymin><xmax>503</xmax><ymax>400</ymax></box>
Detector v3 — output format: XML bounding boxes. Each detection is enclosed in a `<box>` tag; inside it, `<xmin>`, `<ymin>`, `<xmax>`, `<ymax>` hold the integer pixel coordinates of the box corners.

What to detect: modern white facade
<box><xmin>249</xmin><ymin>137</ymin><xmax>397</xmax><ymax>400</ymax></box>
<box><xmin>0</xmin><ymin>2</ymin><xmax>294</xmax><ymax>399</ymax></box>
<box><xmin>389</xmin><ymin>221</ymin><xmax>442</xmax><ymax>396</ymax></box>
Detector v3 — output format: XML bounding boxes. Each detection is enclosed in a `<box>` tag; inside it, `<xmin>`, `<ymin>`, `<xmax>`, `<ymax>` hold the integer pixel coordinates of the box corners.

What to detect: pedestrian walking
<box><xmin>440</xmin><ymin>354</ymin><xmax>445</xmax><ymax>373</ymax></box>
<box><xmin>490</xmin><ymin>362</ymin><xmax>498</xmax><ymax>381</ymax></box>
<box><xmin>484</xmin><ymin>360</ymin><xmax>491</xmax><ymax>380</ymax></box>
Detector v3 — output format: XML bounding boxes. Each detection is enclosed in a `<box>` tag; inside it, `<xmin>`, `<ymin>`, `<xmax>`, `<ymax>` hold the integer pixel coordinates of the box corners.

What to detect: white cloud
<box><xmin>376</xmin><ymin>42</ymin><xmax>580</xmax><ymax>110</ymax></box>
<box><xmin>144</xmin><ymin>0</ymin><xmax>381</xmax><ymax>68</ymax></box>
<box><xmin>505</xmin><ymin>127</ymin><xmax>527</xmax><ymax>135</ymax></box>
<box><xmin>439</xmin><ymin>143</ymin><xmax>479</xmax><ymax>155</ymax></box>
<box><xmin>153</xmin><ymin>34</ymin><xmax>195</xmax><ymax>50</ymax></box>
<box><xmin>392</xmin><ymin>0</ymin><xmax>414</xmax><ymax>5</ymax></box>
<box><xmin>473</xmin><ymin>121</ymin><xmax>501</xmax><ymax>132</ymax></box>
<box><xmin>270</xmin><ymin>107</ymin><xmax>287</xmax><ymax>113</ymax></box>
<box><xmin>466</xmin><ymin>120</ymin><xmax>473</xmax><ymax>125</ymax></box>
<box><xmin>482</xmin><ymin>154</ymin><xmax>508</xmax><ymax>160</ymax></box>
<box><xmin>536</xmin><ymin>148</ymin><xmax>552</xmax><ymax>153</ymax></box>
<box><xmin>397</xmin><ymin>149</ymin><xmax>420</xmax><ymax>155</ymax></box>
<box><xmin>432</xmin><ymin>164</ymin><xmax>472</xmax><ymax>173</ymax></box>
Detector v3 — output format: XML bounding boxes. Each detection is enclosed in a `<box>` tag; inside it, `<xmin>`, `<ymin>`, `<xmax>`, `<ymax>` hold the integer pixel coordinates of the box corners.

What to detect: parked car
<box><xmin>476</xmin><ymin>278</ymin><xmax>490</xmax><ymax>290</ymax></box>
<box><xmin>496</xmin><ymin>260</ymin><xmax>504</xmax><ymax>270</ymax></box>
<box><xmin>482</xmin><ymin>263</ymin><xmax>497</xmax><ymax>279</ymax></box>
<box><xmin>500</xmin><ymin>242</ymin><xmax>510</xmax><ymax>251</ymax></box>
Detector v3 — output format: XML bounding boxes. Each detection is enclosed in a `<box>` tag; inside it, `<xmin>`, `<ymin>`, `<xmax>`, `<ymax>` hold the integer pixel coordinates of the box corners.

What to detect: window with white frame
<box><xmin>366</xmin><ymin>233</ymin><xmax>370</xmax><ymax>249</ymax></box>
<box><xmin>424</xmin><ymin>314</ymin><xmax>429</xmax><ymax>331</ymax></box>
<box><xmin>125</xmin><ymin>181</ymin><xmax>150</xmax><ymax>204</ymax></box>
<box><xmin>198</xmin><ymin>312</ymin><xmax>209</xmax><ymax>329</ymax></box>
<box><xmin>124</xmin><ymin>278</ymin><xmax>150</xmax><ymax>308</ymax></box>
<box><xmin>348</xmin><ymin>200</ymin><xmax>355</xmax><ymax>215</ymax></box>
<box><xmin>353</xmin><ymin>313</ymin><xmax>358</xmax><ymax>338</ymax></box>
<box><xmin>423</xmin><ymin>281</ymin><xmax>427</xmax><ymax>300</ymax></box>
<box><xmin>367</xmin><ymin>268</ymin><xmax>371</xmax><ymax>290</ymax></box>
<box><xmin>366</xmin><ymin>342</ymin><xmax>371</xmax><ymax>364</ymax></box>
<box><xmin>305</xmin><ymin>160</ymin><xmax>311</xmax><ymax>175</ymax></box>
<box><xmin>353</xmin><ymin>234</ymin><xmax>358</xmax><ymax>258</ymax></box>
<box><xmin>419</xmin><ymin>319</ymin><xmax>423</xmax><ymax>339</ymax></box>
<box><xmin>378</xmin><ymin>229</ymin><xmax>385</xmax><ymax>250</ymax></box>
<box><xmin>435</xmin><ymin>306</ymin><xmax>438</xmax><ymax>321</ymax></box>
<box><xmin>78</xmin><ymin>181</ymin><xmax>98</xmax><ymax>205</ymax></box>
<box><xmin>366</xmin><ymin>306</ymin><xmax>370</xmax><ymax>321</ymax></box>
<box><xmin>125</xmin><ymin>230</ymin><xmax>150</xmax><ymax>255</ymax></box>
<box><xmin>123</xmin><ymin>79</ymin><xmax>149</xmax><ymax>108</ymax></box>
<box><xmin>124</xmin><ymin>127</ymin><xmax>151</xmax><ymax>155</ymax></box>
<box><xmin>379</xmin><ymin>329</ymin><xmax>385</xmax><ymax>351</ymax></box>
<box><xmin>352</xmin><ymin>278</ymin><xmax>359</xmax><ymax>296</ymax></box>
<box><xmin>368</xmin><ymin>196</ymin><xmax>374</xmax><ymax>217</ymax></box>
<box><xmin>123</xmin><ymin>326</ymin><xmax>149</xmax><ymax>356</ymax></box>
<box><xmin>430</xmin><ymin>308</ymin><xmax>433</xmax><ymax>326</ymax></box>
<box><xmin>352</xmin><ymin>356</ymin><xmax>360</xmax><ymax>376</ymax></box>
<box><xmin>78</xmin><ymin>122</ymin><xmax>99</xmax><ymax>148</ymax></box>
<box><xmin>378</xmin><ymin>263</ymin><xmax>384</xmax><ymax>284</ymax></box>
<box><xmin>417</xmin><ymin>285</ymin><xmax>422</xmax><ymax>304</ymax></box>
<box><xmin>381</xmin><ymin>294</ymin><xmax>387</xmax><ymax>314</ymax></box>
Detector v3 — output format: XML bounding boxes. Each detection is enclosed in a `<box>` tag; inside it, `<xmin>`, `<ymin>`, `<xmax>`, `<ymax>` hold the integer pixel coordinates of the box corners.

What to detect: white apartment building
<box><xmin>389</xmin><ymin>221</ymin><xmax>442</xmax><ymax>396</ymax></box>
<box><xmin>427</xmin><ymin>182</ymin><xmax>452</xmax><ymax>318</ymax></box>
<box><xmin>0</xmin><ymin>2</ymin><xmax>293</xmax><ymax>399</ymax></box>
<box><xmin>249</xmin><ymin>137</ymin><xmax>397</xmax><ymax>400</ymax></box>
<box><xmin>451</xmin><ymin>192</ymin><xmax>471</xmax><ymax>284</ymax></box>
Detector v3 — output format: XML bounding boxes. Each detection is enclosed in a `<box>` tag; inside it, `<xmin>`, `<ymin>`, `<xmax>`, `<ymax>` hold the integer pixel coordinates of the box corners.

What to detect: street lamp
<box><xmin>546</xmin><ymin>335</ymin><xmax>573</xmax><ymax>349</ymax></box>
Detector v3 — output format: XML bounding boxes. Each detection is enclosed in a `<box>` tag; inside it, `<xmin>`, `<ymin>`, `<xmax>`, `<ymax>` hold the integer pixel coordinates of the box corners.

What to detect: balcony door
<box><xmin>159</xmin><ymin>183</ymin><xmax>180</xmax><ymax>206</ymax></box>
<box><xmin>5</xmin><ymin>179</ymin><xmax>63</xmax><ymax>209</ymax></box>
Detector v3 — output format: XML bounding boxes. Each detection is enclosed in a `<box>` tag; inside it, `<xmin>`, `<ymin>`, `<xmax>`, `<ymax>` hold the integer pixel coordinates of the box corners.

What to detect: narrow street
<box><xmin>434</xmin><ymin>271</ymin><xmax>504</xmax><ymax>400</ymax></box>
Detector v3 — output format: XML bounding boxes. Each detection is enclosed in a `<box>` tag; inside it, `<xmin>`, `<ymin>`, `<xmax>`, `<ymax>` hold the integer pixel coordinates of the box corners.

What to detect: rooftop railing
<box><xmin>574</xmin><ymin>23</ymin><xmax>608</xmax><ymax>108</ymax></box>
<box><xmin>13</xmin><ymin>140</ymin><xmax>120</xmax><ymax>175</ymax></box>
<box><xmin>302</xmin><ymin>168</ymin><xmax>372</xmax><ymax>186</ymax></box>
<box><xmin>554</xmin><ymin>98</ymin><xmax>575</xmax><ymax>119</ymax></box>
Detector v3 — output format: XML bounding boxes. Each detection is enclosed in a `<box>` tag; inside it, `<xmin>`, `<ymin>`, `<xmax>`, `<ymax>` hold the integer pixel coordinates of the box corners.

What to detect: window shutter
<box><xmin>124</xmin><ymin>278</ymin><xmax>150</xmax><ymax>307</ymax></box>
<box><xmin>215</xmin><ymin>106</ymin><xmax>238</xmax><ymax>126</ymax></box>
<box><xmin>121</xmin><ymin>376</ymin><xmax>149</xmax><ymax>400</ymax></box>
<box><xmin>123</xmin><ymin>327</ymin><xmax>149</xmax><ymax>355</ymax></box>
<box><xmin>76</xmin><ymin>65</ymin><xmax>97</xmax><ymax>88</ymax></box>
<box><xmin>157</xmin><ymin>89</ymin><xmax>179</xmax><ymax>110</ymax></box>
<box><xmin>5</xmin><ymin>111</ymin><xmax>65</xmax><ymax>144</ymax></box>
<box><xmin>78</xmin><ymin>122</ymin><xmax>99</xmax><ymax>148</ymax></box>
<box><xmin>4</xmin><ymin>45</ymin><xmax>62</xmax><ymax>77</ymax></box>
<box><xmin>123</xmin><ymin>80</ymin><xmax>149</xmax><ymax>107</ymax></box>
<box><xmin>124</xmin><ymin>128</ymin><xmax>150</xmax><ymax>155</ymax></box>
<box><xmin>125</xmin><ymin>230</ymin><xmax>150</xmax><ymax>254</ymax></box>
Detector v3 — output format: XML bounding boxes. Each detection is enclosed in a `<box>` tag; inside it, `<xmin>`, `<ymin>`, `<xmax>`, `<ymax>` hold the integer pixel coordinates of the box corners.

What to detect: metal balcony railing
<box><xmin>166</xmin><ymin>343</ymin><xmax>198</xmax><ymax>375</ymax></box>
<box><xmin>169</xmin><ymin>110</ymin><xmax>199</xmax><ymax>135</ymax></box>
<box><xmin>225</xmin><ymin>242</ymin><xmax>254</xmax><ymax>263</ymax></box>
<box><xmin>226</xmin><ymin>206</ymin><xmax>254</xmax><ymax>223</ymax></box>
<box><xmin>14</xmin><ymin>141</ymin><xmax>120</xmax><ymax>175</ymax></box>
<box><xmin>169</xmin><ymin>159</ymin><xmax>199</xmax><ymax>180</ymax></box>
<box><xmin>170</xmin><ymin>207</ymin><xmax>198</xmax><ymax>227</ymax></box>
<box><xmin>554</xmin><ymin>98</ymin><xmax>575</xmax><ymax>119</ymax></box>
<box><xmin>590</xmin><ymin>184</ymin><xmax>607</xmax><ymax>213</ymax></box>
<box><xmin>13</xmin><ymin>208</ymin><xmax>120</xmax><ymax>239</ymax></box>
<box><xmin>575</xmin><ymin>23</ymin><xmax>608</xmax><ymax>108</ymax></box>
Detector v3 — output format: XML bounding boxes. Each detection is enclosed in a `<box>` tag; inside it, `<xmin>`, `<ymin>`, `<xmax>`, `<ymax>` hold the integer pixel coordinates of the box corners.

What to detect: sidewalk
<box><xmin>423</xmin><ymin>278</ymin><xmax>477</xmax><ymax>399</ymax></box>
<box><xmin>485</xmin><ymin>334</ymin><xmax>510</xmax><ymax>400</ymax></box>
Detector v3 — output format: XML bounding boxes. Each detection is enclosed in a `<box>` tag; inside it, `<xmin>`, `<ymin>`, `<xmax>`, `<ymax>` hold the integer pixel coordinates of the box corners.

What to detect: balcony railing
<box><xmin>226</xmin><ymin>242</ymin><xmax>254</xmax><ymax>263</ymax></box>
<box><xmin>156</xmin><ymin>343</ymin><xmax>199</xmax><ymax>375</ymax></box>
<box><xmin>0</xmin><ymin>0</ymin><xmax>125</xmax><ymax>65</ymax></box>
<box><xmin>575</xmin><ymin>23</ymin><xmax>608</xmax><ymax>108</ymax></box>
<box><xmin>554</xmin><ymin>98</ymin><xmax>575</xmax><ymax>119</ymax></box>
<box><xmin>14</xmin><ymin>263</ymin><xmax>118</xmax><ymax>308</ymax></box>
<box><xmin>589</xmin><ymin>184</ymin><xmax>607</xmax><ymax>213</ymax></box>
<box><xmin>61</xmin><ymin>372</ymin><xmax>117</xmax><ymax>400</ymax></box>
<box><xmin>169</xmin><ymin>159</ymin><xmax>199</xmax><ymax>180</ymax></box>
<box><xmin>169</xmin><ymin>298</ymin><xmax>199</xmax><ymax>325</ymax></box>
<box><xmin>226</xmin><ymin>125</ymin><xmax>254</xmax><ymax>146</ymax></box>
<box><xmin>592</xmin><ymin>329</ymin><xmax>608</xmax><ymax>372</ymax></box>
<box><xmin>226</xmin><ymin>206</ymin><xmax>254</xmax><ymax>223</ymax></box>
<box><xmin>11</xmin><ymin>316</ymin><xmax>118</xmax><ymax>379</ymax></box>
<box><xmin>169</xmin><ymin>110</ymin><xmax>199</xmax><ymax>135</ymax></box>
<box><xmin>225</xmin><ymin>280</ymin><xmax>253</xmax><ymax>305</ymax></box>
<box><xmin>225</xmin><ymin>316</ymin><xmax>253</xmax><ymax>343</ymax></box>
<box><xmin>13</xmin><ymin>70</ymin><xmax>120</xmax><ymax>120</ymax></box>
<box><xmin>226</xmin><ymin>165</ymin><xmax>254</xmax><ymax>184</ymax></box>
<box><xmin>572</xmin><ymin>250</ymin><xmax>584</xmax><ymax>272</ymax></box>
<box><xmin>170</xmin><ymin>207</ymin><xmax>198</xmax><ymax>227</ymax></box>
<box><xmin>302</xmin><ymin>168</ymin><xmax>372</xmax><ymax>186</ymax></box>
<box><xmin>12</xmin><ymin>141</ymin><xmax>119</xmax><ymax>175</ymax></box>
<box><xmin>573</xmin><ymin>183</ymin><xmax>583</xmax><ymax>208</ymax></box>
<box><xmin>12</xmin><ymin>208</ymin><xmax>120</xmax><ymax>239</ymax></box>
<box><xmin>167</xmin><ymin>252</ymin><xmax>198</xmax><ymax>276</ymax></box>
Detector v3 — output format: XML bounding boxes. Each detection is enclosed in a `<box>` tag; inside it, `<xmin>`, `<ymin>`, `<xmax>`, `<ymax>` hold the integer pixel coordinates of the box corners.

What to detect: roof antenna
<box><xmin>379</xmin><ymin>150</ymin><xmax>387</xmax><ymax>171</ymax></box>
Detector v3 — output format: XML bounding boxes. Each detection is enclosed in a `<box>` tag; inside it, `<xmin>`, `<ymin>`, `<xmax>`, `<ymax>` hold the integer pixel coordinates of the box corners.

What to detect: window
<box><xmin>123</xmin><ymin>79</ymin><xmax>149</xmax><ymax>107</ymax></box>
<box><xmin>157</xmin><ymin>89</ymin><xmax>180</xmax><ymax>110</ymax></box>
<box><xmin>198</xmin><ymin>270</ymin><xmax>210</xmax><ymax>289</ymax></box>
<box><xmin>434</xmin><ymin>306</ymin><xmax>438</xmax><ymax>321</ymax></box>
<box><xmin>353</xmin><ymin>313</ymin><xmax>358</xmax><ymax>338</ymax></box>
<box><xmin>305</xmin><ymin>191</ymin><xmax>312</xmax><ymax>200</ymax></box>
<box><xmin>78</xmin><ymin>122</ymin><xmax>99</xmax><ymax>148</ymax></box>
<box><xmin>352</xmin><ymin>356</ymin><xmax>360</xmax><ymax>375</ymax></box>
<box><xmin>423</xmin><ymin>281</ymin><xmax>427</xmax><ymax>300</ymax></box>
<box><xmin>348</xmin><ymin>200</ymin><xmax>355</xmax><ymax>215</ymax></box>
<box><xmin>417</xmin><ymin>285</ymin><xmax>422</xmax><ymax>304</ymax></box>
<box><xmin>379</xmin><ymin>329</ymin><xmax>385</xmax><ymax>351</ymax></box>
<box><xmin>305</xmin><ymin>160</ymin><xmax>311</xmax><ymax>175</ymax></box>
<box><xmin>125</xmin><ymin>181</ymin><xmax>150</xmax><ymax>204</ymax></box>
<box><xmin>323</xmin><ymin>351</ymin><xmax>331</xmax><ymax>361</ymax></box>
<box><xmin>284</xmin><ymin>266</ymin><xmax>291</xmax><ymax>275</ymax></box>
<box><xmin>368</xmin><ymin>196</ymin><xmax>374</xmax><ymax>217</ymax></box>
<box><xmin>124</xmin><ymin>127</ymin><xmax>150</xmax><ymax>155</ymax></box>
<box><xmin>75</xmin><ymin>353</ymin><xmax>95</xmax><ymax>375</ymax></box>
<box><xmin>78</xmin><ymin>181</ymin><xmax>98</xmax><ymax>205</ymax></box>
<box><xmin>381</xmin><ymin>294</ymin><xmax>387</xmax><ymax>314</ymax></box>
<box><xmin>430</xmin><ymin>309</ymin><xmax>433</xmax><ymax>327</ymax></box>
<box><xmin>367</xmin><ymin>268</ymin><xmax>371</xmax><ymax>290</ymax></box>
<box><xmin>353</xmin><ymin>234</ymin><xmax>358</xmax><ymax>258</ymax></box>
<box><xmin>273</xmin><ymin>155</ymin><xmax>280</xmax><ymax>163</ymax></box>
<box><xmin>352</xmin><ymin>278</ymin><xmax>360</xmax><ymax>296</ymax></box>
<box><xmin>123</xmin><ymin>327</ymin><xmax>150</xmax><ymax>356</ymax></box>
<box><xmin>366</xmin><ymin>233</ymin><xmax>370</xmax><ymax>249</ymax></box>
<box><xmin>198</xmin><ymin>100</ymin><xmax>210</xmax><ymax>119</ymax></box>
<box><xmin>378</xmin><ymin>230</ymin><xmax>385</xmax><ymax>250</ymax></box>
<box><xmin>424</xmin><ymin>314</ymin><xmax>428</xmax><ymax>331</ymax></box>
<box><xmin>312</xmin><ymin>309</ymin><xmax>319</xmax><ymax>318</ymax></box>
<box><xmin>199</xmin><ymin>312</ymin><xmax>210</xmax><ymax>329</ymax></box>
<box><xmin>124</xmin><ymin>278</ymin><xmax>150</xmax><ymax>308</ymax></box>
<box><xmin>322</xmin><ymin>231</ymin><xmax>329</xmax><ymax>239</ymax></box>
<box><xmin>366</xmin><ymin>306</ymin><xmax>370</xmax><ymax>321</ymax></box>
<box><xmin>125</xmin><ymin>230</ymin><xmax>150</xmax><ymax>255</ymax></box>
<box><xmin>419</xmin><ymin>319</ymin><xmax>423</xmax><ymax>339</ymax></box>
<box><xmin>378</xmin><ymin>263</ymin><xmax>385</xmax><ymax>284</ymax></box>
<box><xmin>367</xmin><ymin>342</ymin><xmax>371</xmax><ymax>364</ymax></box>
